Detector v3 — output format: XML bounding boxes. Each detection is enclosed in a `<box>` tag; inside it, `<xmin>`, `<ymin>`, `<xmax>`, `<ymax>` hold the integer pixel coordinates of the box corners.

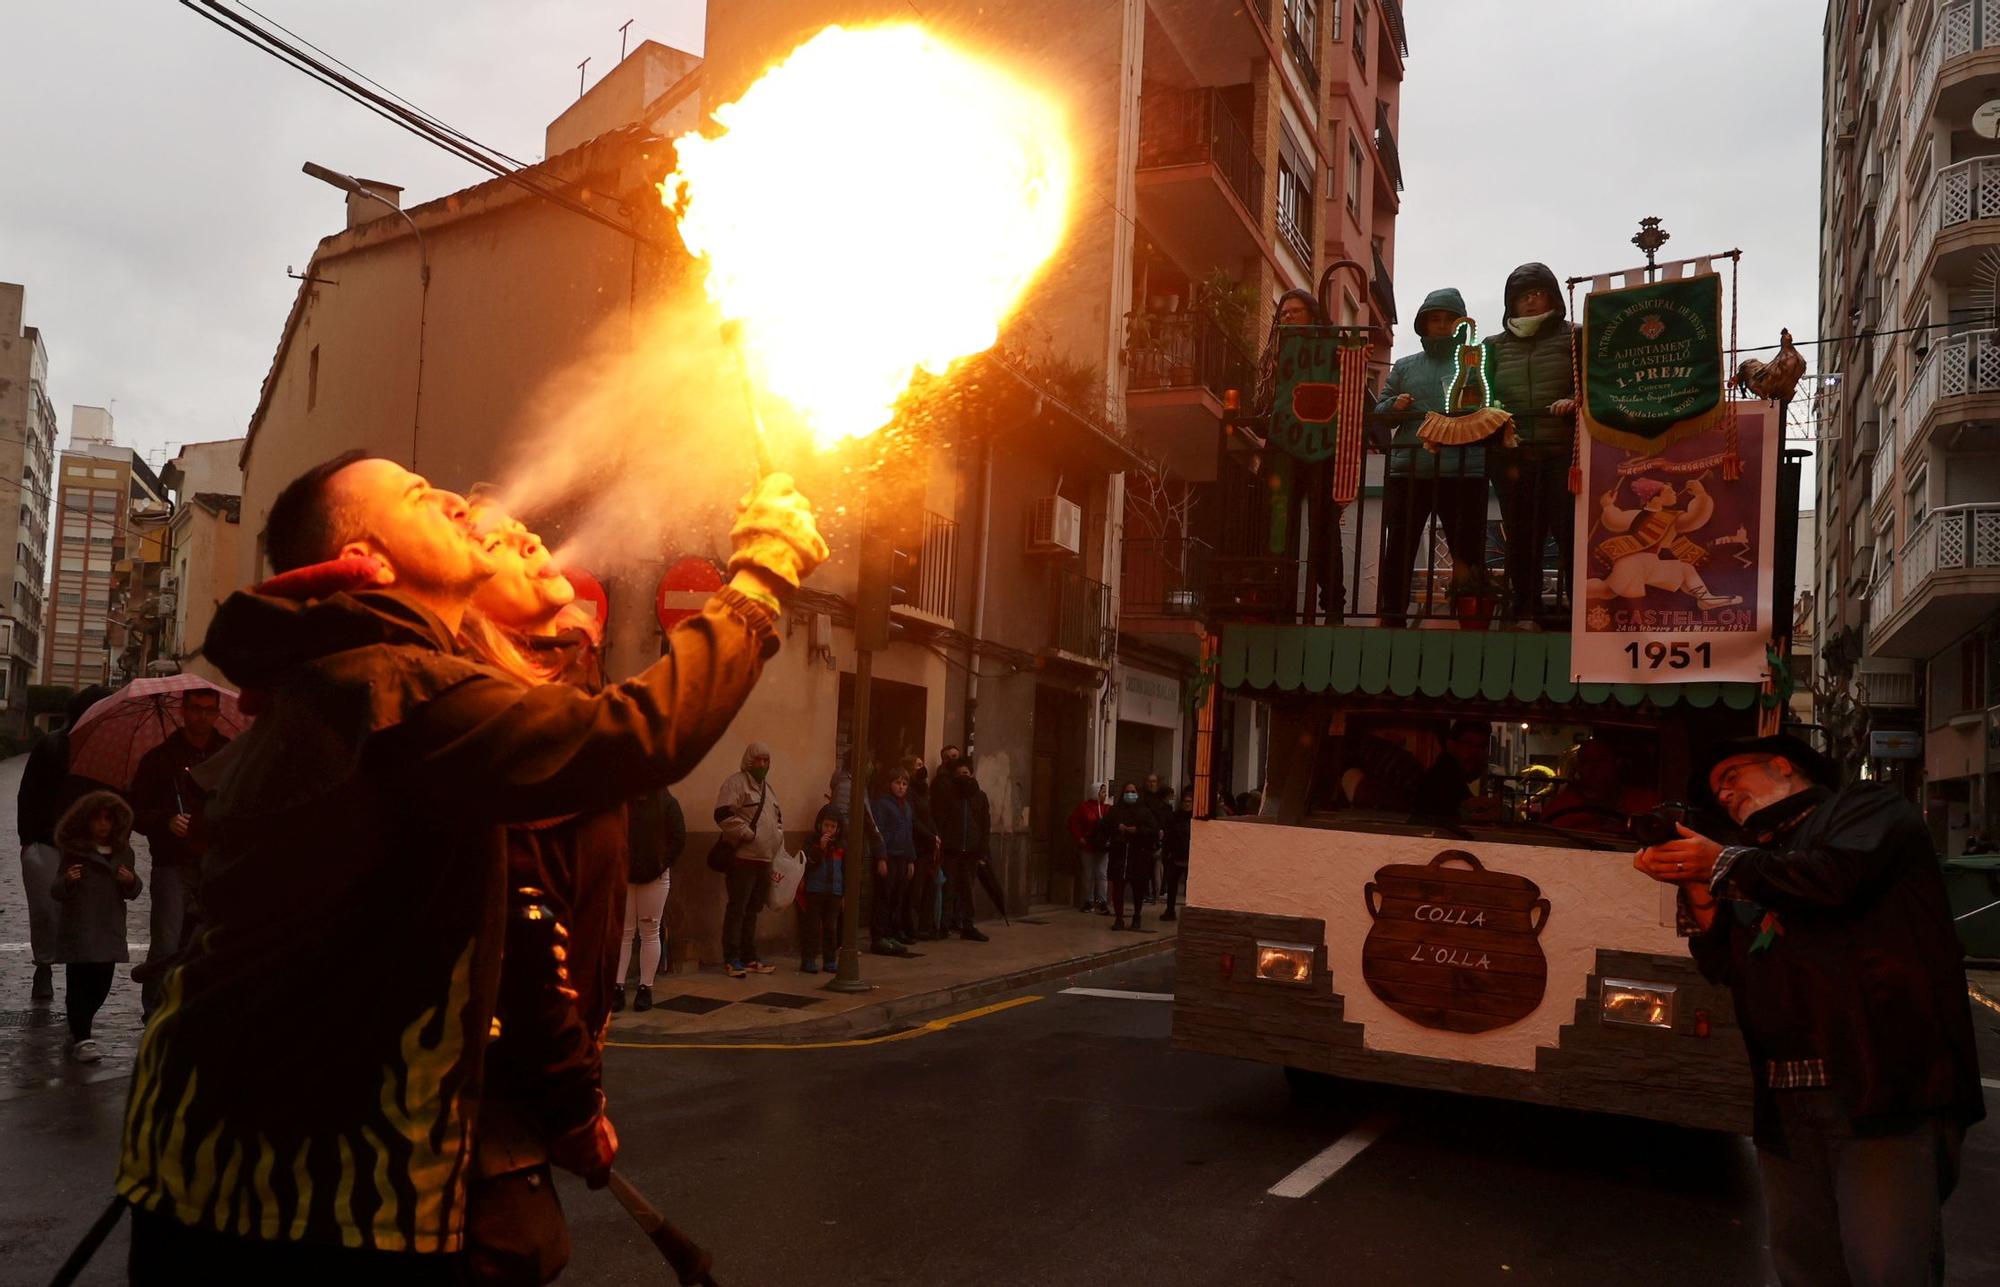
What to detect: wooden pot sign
<box><xmin>1362</xmin><ymin>849</ymin><xmax>1551</xmax><ymax>1034</ymax></box>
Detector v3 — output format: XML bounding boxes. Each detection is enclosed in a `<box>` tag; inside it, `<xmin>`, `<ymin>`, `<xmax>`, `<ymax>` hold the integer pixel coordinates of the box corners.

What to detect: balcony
<box><xmin>1136</xmin><ymin>87</ymin><xmax>1266</xmax><ymax>281</ymax></box>
<box><xmin>1370</xmin><ymin>244</ymin><xmax>1397</xmax><ymax>326</ymax></box>
<box><xmin>1150</xmin><ymin>0</ymin><xmax>1270</xmax><ymax>87</ymax></box>
<box><xmin>1125</xmin><ymin>309</ymin><xmax>1255</xmax><ymax>481</ymax></box>
<box><xmin>1901</xmin><ymin>326</ymin><xmax>2000</xmax><ymax>454</ymax></box>
<box><xmin>1906</xmin><ymin>0</ymin><xmax>2000</xmax><ymax>148</ymax></box>
<box><xmin>1374</xmin><ymin>101</ymin><xmax>1403</xmax><ymax>194</ymax></box>
<box><xmin>1047</xmin><ymin>569</ymin><xmax>1113</xmax><ymax>666</ymax></box>
<box><xmin>1121</xmin><ymin>537</ymin><xmax>1211</xmax><ymax>641</ymax></box>
<box><xmin>1870</xmin><ymin>432</ymin><xmax>1897</xmax><ymax>514</ymax></box>
<box><xmin>1283</xmin><ymin>10</ymin><xmax>1320</xmax><ymax>92</ymax></box>
<box><xmin>1857</xmin><ymin>656</ymin><xmax>1920</xmax><ymax>709</ymax></box>
<box><xmin>1870</xmin><ymin>503</ymin><xmax>2000</xmax><ymax>655</ymax></box>
<box><xmin>911</xmin><ymin>509</ymin><xmax>958</xmax><ymax>622</ymax></box>
<box><xmin>1910</xmin><ymin>156</ymin><xmax>2000</xmax><ymax>284</ymax></box>
<box><xmin>1381</xmin><ymin>0</ymin><xmax>1409</xmax><ymax>62</ymax></box>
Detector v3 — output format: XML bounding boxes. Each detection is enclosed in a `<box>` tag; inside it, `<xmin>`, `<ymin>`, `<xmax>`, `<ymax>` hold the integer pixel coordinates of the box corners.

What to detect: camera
<box><xmin>1628</xmin><ymin>802</ymin><xmax>1688</xmax><ymax>849</ymax></box>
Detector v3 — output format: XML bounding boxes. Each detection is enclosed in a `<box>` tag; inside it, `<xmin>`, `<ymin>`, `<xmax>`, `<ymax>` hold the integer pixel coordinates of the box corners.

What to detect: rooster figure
<box><xmin>1735</xmin><ymin>328</ymin><xmax>1807</xmax><ymax>403</ymax></box>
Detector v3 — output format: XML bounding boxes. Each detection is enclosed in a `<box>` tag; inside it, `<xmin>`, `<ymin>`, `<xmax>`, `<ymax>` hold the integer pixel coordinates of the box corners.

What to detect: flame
<box><xmin>663</xmin><ymin>24</ymin><xmax>1073</xmax><ymax>448</ymax></box>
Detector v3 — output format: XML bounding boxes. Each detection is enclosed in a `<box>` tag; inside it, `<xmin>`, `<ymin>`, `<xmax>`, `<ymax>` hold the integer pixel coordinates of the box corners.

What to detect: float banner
<box><xmin>1580</xmin><ymin>273</ymin><xmax>1725</xmax><ymax>452</ymax></box>
<box><xmin>1569</xmin><ymin>400</ymin><xmax>1779</xmax><ymax>684</ymax></box>
<box><xmin>1269</xmin><ymin>326</ymin><xmax>1370</xmax><ymax>478</ymax></box>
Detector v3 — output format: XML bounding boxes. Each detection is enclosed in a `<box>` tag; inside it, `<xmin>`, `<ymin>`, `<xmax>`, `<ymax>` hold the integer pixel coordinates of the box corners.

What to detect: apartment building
<box><xmin>159</xmin><ymin>439</ymin><xmax>245</xmax><ymax>682</ymax></box>
<box><xmin>1819</xmin><ymin>0</ymin><xmax>2000</xmax><ymax>851</ymax></box>
<box><xmin>43</xmin><ymin>409</ymin><xmax>168</xmax><ymax>690</ymax></box>
<box><xmin>0</xmin><ymin>283</ymin><xmax>58</xmax><ymax>730</ymax></box>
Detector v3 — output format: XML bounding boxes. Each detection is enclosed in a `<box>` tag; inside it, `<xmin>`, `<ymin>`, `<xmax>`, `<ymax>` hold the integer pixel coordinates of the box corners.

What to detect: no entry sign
<box><xmin>565</xmin><ymin>568</ymin><xmax>610</xmax><ymax>634</ymax></box>
<box><xmin>657</xmin><ymin>556</ymin><xmax>724</xmax><ymax>631</ymax></box>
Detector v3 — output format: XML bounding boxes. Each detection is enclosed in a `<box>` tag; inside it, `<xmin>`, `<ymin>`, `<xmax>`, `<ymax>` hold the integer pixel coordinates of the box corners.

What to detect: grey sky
<box><xmin>1</xmin><ymin>0</ymin><xmax>1820</xmax><ymax>468</ymax></box>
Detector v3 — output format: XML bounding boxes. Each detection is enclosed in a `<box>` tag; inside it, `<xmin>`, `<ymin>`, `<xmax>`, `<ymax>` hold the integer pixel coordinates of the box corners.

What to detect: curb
<box><xmin>615</xmin><ymin>933</ymin><xmax>1178</xmax><ymax>1047</ymax></box>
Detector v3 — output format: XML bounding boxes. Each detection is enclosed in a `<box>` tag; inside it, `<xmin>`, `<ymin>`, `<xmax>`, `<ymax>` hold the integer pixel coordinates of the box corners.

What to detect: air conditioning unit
<box><xmin>1026</xmin><ymin>496</ymin><xmax>1082</xmax><ymax>557</ymax></box>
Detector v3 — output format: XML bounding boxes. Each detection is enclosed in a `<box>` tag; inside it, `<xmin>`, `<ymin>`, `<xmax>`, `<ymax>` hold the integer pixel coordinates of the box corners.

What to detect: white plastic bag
<box><xmin>767</xmin><ymin>846</ymin><xmax>806</xmax><ymax>910</ymax></box>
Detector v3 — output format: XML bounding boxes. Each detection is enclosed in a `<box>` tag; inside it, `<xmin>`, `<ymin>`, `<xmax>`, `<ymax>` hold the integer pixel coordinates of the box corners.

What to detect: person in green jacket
<box><xmin>1483</xmin><ymin>262</ymin><xmax>1580</xmax><ymax>626</ymax></box>
<box><xmin>1372</xmin><ymin>286</ymin><xmax>1491</xmax><ymax>624</ymax></box>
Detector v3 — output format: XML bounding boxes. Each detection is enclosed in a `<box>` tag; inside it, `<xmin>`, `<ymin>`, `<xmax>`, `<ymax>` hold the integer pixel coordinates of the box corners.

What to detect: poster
<box><xmin>1569</xmin><ymin>399</ymin><xmax>1779</xmax><ymax>684</ymax></box>
<box><xmin>1269</xmin><ymin>327</ymin><xmax>1371</xmax><ymax>502</ymax></box>
<box><xmin>1580</xmin><ymin>273</ymin><xmax>1726</xmax><ymax>452</ymax></box>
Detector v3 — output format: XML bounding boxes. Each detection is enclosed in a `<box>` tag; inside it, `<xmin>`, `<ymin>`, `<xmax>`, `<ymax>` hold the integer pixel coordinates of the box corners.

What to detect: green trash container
<box><xmin>1941</xmin><ymin>856</ymin><xmax>2000</xmax><ymax>961</ymax></box>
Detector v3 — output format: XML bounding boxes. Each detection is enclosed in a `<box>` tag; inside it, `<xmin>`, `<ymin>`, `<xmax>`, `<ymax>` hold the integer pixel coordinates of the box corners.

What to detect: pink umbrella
<box><xmin>65</xmin><ymin>675</ymin><xmax>252</xmax><ymax>792</ymax></box>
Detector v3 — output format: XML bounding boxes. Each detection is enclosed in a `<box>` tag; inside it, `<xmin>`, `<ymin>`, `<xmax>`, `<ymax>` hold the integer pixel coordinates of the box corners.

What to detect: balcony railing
<box><xmin>1138</xmin><ymin>87</ymin><xmax>1263</xmax><ymax>218</ymax></box>
<box><xmin>1284</xmin><ymin>4</ymin><xmax>1320</xmax><ymax>90</ymax></box>
<box><xmin>1868</xmin><ymin>569</ymin><xmax>1896</xmax><ymax>633</ymax></box>
<box><xmin>1905</xmin><ymin>504</ymin><xmax>2000</xmax><ymax>600</ymax></box>
<box><xmin>1870</xmin><ymin>432</ymin><xmax>1897</xmax><ymax>511</ymax></box>
<box><xmin>1370</xmin><ymin>244</ymin><xmax>1397</xmax><ymax>325</ymax></box>
<box><xmin>1121</xmin><ymin>536</ymin><xmax>1212</xmax><ymax>617</ymax></box>
<box><xmin>1381</xmin><ymin>0</ymin><xmax>1409</xmax><ymax>58</ymax></box>
<box><xmin>1902</xmin><ymin>326</ymin><xmax>2000</xmax><ymax>444</ymax></box>
<box><xmin>1374</xmin><ymin>101</ymin><xmax>1403</xmax><ymax>192</ymax></box>
<box><xmin>1126</xmin><ymin>309</ymin><xmax>1255</xmax><ymax>403</ymax></box>
<box><xmin>1908</xmin><ymin>0</ymin><xmax>2000</xmax><ymax>144</ymax></box>
<box><xmin>915</xmin><ymin>509</ymin><xmax>958</xmax><ymax>621</ymax></box>
<box><xmin>1050</xmin><ymin>569</ymin><xmax>1113</xmax><ymax>662</ymax></box>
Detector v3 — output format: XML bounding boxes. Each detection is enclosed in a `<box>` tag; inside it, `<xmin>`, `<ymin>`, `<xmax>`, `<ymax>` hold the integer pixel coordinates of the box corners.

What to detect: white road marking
<box><xmin>1059</xmin><ymin>987</ymin><xmax>1175</xmax><ymax>1002</ymax></box>
<box><xmin>3</xmin><ymin>942</ymin><xmax>149</xmax><ymax>954</ymax></box>
<box><xmin>1268</xmin><ymin>1113</ymin><xmax>1396</xmax><ymax>1199</ymax></box>
<box><xmin>1983</xmin><ymin>1078</ymin><xmax>2000</xmax><ymax>1091</ymax></box>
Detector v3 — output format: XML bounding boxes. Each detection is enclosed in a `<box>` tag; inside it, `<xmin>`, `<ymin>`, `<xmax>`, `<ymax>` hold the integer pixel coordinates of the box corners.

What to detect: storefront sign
<box><xmin>1570</xmin><ymin>400</ymin><xmax>1779</xmax><ymax>684</ymax></box>
<box><xmin>1871</xmin><ymin>728</ymin><xmax>1923</xmax><ymax>759</ymax></box>
<box><xmin>1580</xmin><ymin>273</ymin><xmax>1726</xmax><ymax>452</ymax></box>
<box><xmin>1116</xmin><ymin>664</ymin><xmax>1181</xmax><ymax>730</ymax></box>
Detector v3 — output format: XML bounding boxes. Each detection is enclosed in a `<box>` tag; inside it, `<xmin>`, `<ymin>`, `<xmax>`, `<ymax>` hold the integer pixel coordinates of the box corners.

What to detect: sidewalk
<box><xmin>610</xmin><ymin>904</ymin><xmax>1178</xmax><ymax>1045</ymax></box>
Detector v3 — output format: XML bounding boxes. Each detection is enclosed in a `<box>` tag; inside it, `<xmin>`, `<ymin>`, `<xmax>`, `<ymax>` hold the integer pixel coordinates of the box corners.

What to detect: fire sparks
<box><xmin>663</xmin><ymin>24</ymin><xmax>1073</xmax><ymax>448</ymax></box>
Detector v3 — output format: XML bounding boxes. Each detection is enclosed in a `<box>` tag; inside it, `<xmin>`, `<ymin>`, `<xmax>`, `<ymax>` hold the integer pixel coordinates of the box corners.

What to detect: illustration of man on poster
<box><xmin>1584</xmin><ymin>473</ymin><xmax>1741</xmax><ymax>611</ymax></box>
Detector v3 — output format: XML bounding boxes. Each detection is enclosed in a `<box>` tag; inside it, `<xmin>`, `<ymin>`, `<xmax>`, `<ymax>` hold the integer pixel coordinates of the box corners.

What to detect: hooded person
<box><xmin>1635</xmin><ymin>733</ymin><xmax>1984</xmax><ymax>1285</ymax></box>
<box><xmin>15</xmin><ymin>683</ymin><xmax>115</xmax><ymax>1004</ymax></box>
<box><xmin>50</xmin><ymin>789</ymin><xmax>141</xmax><ymax>1064</ymax></box>
<box><xmin>114</xmin><ymin>453</ymin><xmax>826</xmax><ymax>1281</ymax></box>
<box><xmin>1256</xmin><ymin>287</ymin><xmax>1348</xmax><ymax>620</ymax></box>
<box><xmin>715</xmin><ymin>740</ymin><xmax>784</xmax><ymax>976</ymax></box>
<box><xmin>1373</xmin><ymin>286</ymin><xmax>1492</xmax><ymax>623</ymax></box>
<box><xmin>1483</xmin><ymin>262</ymin><xmax>1580</xmax><ymax>625</ymax></box>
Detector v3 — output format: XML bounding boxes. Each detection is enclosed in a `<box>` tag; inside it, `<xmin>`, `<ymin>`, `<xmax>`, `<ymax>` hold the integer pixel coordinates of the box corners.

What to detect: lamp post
<box><xmin>302</xmin><ymin>161</ymin><xmax>431</xmax><ymax>468</ymax></box>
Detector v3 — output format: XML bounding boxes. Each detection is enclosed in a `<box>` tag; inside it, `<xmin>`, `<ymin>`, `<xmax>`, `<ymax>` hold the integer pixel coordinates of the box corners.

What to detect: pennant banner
<box><xmin>1580</xmin><ymin>273</ymin><xmax>1725</xmax><ymax>453</ymax></box>
<box><xmin>1270</xmin><ymin>325</ymin><xmax>1374</xmax><ymax>467</ymax></box>
<box><xmin>1570</xmin><ymin>399</ymin><xmax>1779</xmax><ymax>684</ymax></box>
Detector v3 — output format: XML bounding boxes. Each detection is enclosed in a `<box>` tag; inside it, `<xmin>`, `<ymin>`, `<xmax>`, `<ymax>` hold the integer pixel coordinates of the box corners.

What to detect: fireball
<box><xmin>664</xmin><ymin>24</ymin><xmax>1073</xmax><ymax>448</ymax></box>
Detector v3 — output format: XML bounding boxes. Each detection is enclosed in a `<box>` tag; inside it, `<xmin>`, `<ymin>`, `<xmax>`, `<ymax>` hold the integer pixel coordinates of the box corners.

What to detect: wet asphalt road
<box><xmin>4</xmin><ymin>951</ymin><xmax>1997</xmax><ymax>1286</ymax></box>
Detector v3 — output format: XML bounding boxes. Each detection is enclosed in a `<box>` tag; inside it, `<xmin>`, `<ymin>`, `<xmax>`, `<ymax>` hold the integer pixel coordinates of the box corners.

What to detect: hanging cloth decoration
<box><xmin>1331</xmin><ymin>334</ymin><xmax>1372</xmax><ymax>504</ymax></box>
<box><xmin>1416</xmin><ymin>316</ymin><xmax>1517</xmax><ymax>456</ymax></box>
<box><xmin>1578</xmin><ymin>271</ymin><xmax>1728</xmax><ymax>454</ymax></box>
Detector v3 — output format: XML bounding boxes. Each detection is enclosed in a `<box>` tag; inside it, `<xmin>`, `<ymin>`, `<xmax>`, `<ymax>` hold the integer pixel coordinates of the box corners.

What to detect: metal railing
<box><xmin>1138</xmin><ymin>87</ymin><xmax>1263</xmax><ymax>218</ymax></box>
<box><xmin>1121</xmin><ymin>536</ymin><xmax>1212</xmax><ymax>617</ymax></box>
<box><xmin>1050</xmin><ymin>569</ymin><xmax>1113</xmax><ymax>662</ymax></box>
<box><xmin>1126</xmin><ymin>309</ymin><xmax>1255</xmax><ymax>402</ymax></box>
<box><xmin>1370</xmin><ymin>244</ymin><xmax>1397</xmax><ymax>325</ymax></box>
<box><xmin>1381</xmin><ymin>0</ymin><xmax>1409</xmax><ymax>58</ymax></box>
<box><xmin>1902</xmin><ymin>326</ymin><xmax>2000</xmax><ymax>444</ymax></box>
<box><xmin>1284</xmin><ymin>0</ymin><xmax>1320</xmax><ymax>89</ymax></box>
<box><xmin>1375</xmin><ymin>101</ymin><xmax>1403</xmax><ymax>192</ymax></box>
<box><xmin>916</xmin><ymin>509</ymin><xmax>958</xmax><ymax>621</ymax></box>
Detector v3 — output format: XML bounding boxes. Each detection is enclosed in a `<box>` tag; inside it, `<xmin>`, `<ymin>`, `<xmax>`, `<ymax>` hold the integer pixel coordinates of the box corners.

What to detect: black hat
<box><xmin>1688</xmin><ymin>733</ymin><xmax>1838</xmax><ymax>813</ymax></box>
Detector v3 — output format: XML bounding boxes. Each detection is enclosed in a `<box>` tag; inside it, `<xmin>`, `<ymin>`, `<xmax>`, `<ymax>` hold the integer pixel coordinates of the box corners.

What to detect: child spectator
<box><xmin>800</xmin><ymin>805</ymin><xmax>846</xmax><ymax>973</ymax></box>
<box><xmin>50</xmin><ymin>790</ymin><xmax>141</xmax><ymax>1064</ymax></box>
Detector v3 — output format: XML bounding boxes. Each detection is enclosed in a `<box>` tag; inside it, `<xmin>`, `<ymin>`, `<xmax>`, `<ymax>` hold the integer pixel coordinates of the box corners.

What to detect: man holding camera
<box><xmin>1636</xmin><ymin>734</ymin><xmax>1984</xmax><ymax>1286</ymax></box>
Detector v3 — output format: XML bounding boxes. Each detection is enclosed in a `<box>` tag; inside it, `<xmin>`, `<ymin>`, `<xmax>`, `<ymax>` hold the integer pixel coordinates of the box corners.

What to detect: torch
<box><xmin>606</xmin><ymin>1169</ymin><xmax>722</xmax><ymax>1287</ymax></box>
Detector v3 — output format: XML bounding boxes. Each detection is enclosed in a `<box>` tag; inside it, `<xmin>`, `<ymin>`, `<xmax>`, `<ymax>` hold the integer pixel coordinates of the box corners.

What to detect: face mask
<box><xmin>749</xmin><ymin>765</ymin><xmax>768</xmax><ymax>783</ymax></box>
<box><xmin>1123</xmin><ymin>792</ymin><xmax>1139</xmax><ymax>803</ymax></box>
<box><xmin>1507</xmin><ymin>308</ymin><xmax>1556</xmax><ymax>338</ymax></box>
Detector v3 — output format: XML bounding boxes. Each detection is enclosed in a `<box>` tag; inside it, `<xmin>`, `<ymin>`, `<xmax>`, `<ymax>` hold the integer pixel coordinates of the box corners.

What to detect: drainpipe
<box><xmin>965</xmin><ymin>436</ymin><xmax>994</xmax><ymax>757</ymax></box>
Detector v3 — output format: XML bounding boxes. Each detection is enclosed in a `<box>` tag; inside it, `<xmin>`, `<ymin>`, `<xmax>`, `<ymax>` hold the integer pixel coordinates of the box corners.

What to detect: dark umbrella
<box><xmin>973</xmin><ymin>858</ymin><xmax>1010</xmax><ymax>926</ymax></box>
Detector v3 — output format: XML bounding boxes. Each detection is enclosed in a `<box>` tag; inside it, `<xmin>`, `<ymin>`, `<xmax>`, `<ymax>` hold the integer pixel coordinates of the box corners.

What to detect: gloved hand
<box><xmin>548</xmin><ymin>1094</ymin><xmax>619</xmax><ymax>1189</ymax></box>
<box><xmin>727</xmin><ymin>472</ymin><xmax>829</xmax><ymax>590</ymax></box>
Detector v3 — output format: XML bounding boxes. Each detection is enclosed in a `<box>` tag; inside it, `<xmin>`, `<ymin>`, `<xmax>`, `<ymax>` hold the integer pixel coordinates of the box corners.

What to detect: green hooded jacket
<box><xmin>1374</xmin><ymin>286</ymin><xmax>1483</xmax><ymax>479</ymax></box>
<box><xmin>1483</xmin><ymin>262</ymin><xmax>1578</xmax><ymax>448</ymax></box>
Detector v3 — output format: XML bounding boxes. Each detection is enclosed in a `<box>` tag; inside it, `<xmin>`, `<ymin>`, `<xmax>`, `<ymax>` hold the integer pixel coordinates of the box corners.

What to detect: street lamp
<box><xmin>302</xmin><ymin>161</ymin><xmax>431</xmax><ymax>467</ymax></box>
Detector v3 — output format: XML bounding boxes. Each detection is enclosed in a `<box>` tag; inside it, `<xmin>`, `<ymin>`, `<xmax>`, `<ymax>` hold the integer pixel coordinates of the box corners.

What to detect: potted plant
<box><xmin>1449</xmin><ymin>565</ymin><xmax>1504</xmax><ymax>632</ymax></box>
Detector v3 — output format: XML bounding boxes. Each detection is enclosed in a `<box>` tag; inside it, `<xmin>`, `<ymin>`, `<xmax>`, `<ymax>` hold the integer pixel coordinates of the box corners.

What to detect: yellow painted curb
<box><xmin>604</xmin><ymin>994</ymin><xmax>1043</xmax><ymax>1051</ymax></box>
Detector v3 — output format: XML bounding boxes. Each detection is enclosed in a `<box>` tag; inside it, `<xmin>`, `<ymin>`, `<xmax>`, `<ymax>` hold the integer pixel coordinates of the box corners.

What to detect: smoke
<box><xmin>491</xmin><ymin>293</ymin><xmax>830</xmax><ymax>575</ymax></box>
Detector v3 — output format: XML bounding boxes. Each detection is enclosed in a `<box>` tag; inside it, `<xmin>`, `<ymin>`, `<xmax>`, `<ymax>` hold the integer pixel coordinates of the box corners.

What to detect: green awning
<box><xmin>1218</xmin><ymin>625</ymin><xmax>1760</xmax><ymax>711</ymax></box>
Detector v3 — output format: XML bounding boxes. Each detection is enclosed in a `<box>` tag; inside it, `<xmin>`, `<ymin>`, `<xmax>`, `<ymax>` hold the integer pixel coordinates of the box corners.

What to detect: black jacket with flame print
<box><xmin>118</xmin><ymin>586</ymin><xmax>771</xmax><ymax>1254</ymax></box>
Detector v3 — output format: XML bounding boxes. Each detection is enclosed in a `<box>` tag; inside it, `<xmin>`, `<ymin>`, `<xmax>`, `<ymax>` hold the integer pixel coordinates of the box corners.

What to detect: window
<box><xmin>309</xmin><ymin>344</ymin><xmax>320</xmax><ymax>412</ymax></box>
<box><xmin>91</xmin><ymin>468</ymin><xmax>117</xmax><ymax>479</ymax></box>
<box><xmin>1353</xmin><ymin>0</ymin><xmax>1369</xmax><ymax>78</ymax></box>
<box><xmin>58</xmin><ymin>591</ymin><xmax>79</xmax><ymax>605</ymax></box>
<box><xmin>1276</xmin><ymin>126</ymin><xmax>1316</xmax><ymax>265</ymax></box>
<box><xmin>1330</xmin><ymin>0</ymin><xmax>1342</xmax><ymax>39</ymax></box>
<box><xmin>1346</xmin><ymin>135</ymin><xmax>1365</xmax><ymax>222</ymax></box>
<box><xmin>1963</xmin><ymin>635</ymin><xmax>1987</xmax><ymax>712</ymax></box>
<box><xmin>1283</xmin><ymin>0</ymin><xmax>1319</xmax><ymax>86</ymax></box>
<box><xmin>91</xmin><ymin>493</ymin><xmax>116</xmax><ymax>513</ymax></box>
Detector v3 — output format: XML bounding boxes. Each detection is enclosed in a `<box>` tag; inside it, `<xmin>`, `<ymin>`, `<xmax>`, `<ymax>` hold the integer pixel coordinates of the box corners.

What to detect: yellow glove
<box><xmin>728</xmin><ymin>472</ymin><xmax>829</xmax><ymax>590</ymax></box>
